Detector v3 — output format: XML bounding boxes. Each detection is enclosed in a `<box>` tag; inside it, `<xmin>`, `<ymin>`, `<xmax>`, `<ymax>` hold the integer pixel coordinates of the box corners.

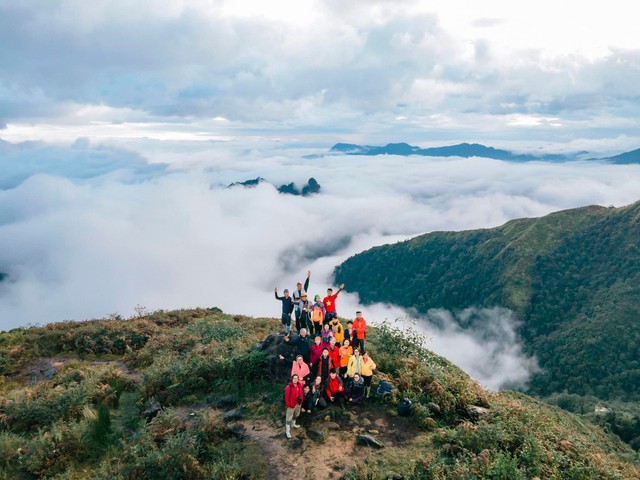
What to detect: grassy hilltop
<box><xmin>1</xmin><ymin>309</ymin><xmax>639</xmax><ymax>479</ymax></box>
<box><xmin>334</xmin><ymin>201</ymin><xmax>640</xmax><ymax>403</ymax></box>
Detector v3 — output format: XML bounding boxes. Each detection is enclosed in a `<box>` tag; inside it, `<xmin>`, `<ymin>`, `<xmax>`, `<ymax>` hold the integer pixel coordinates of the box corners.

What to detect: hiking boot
<box><xmin>285</xmin><ymin>424</ymin><xmax>291</xmax><ymax>438</ymax></box>
<box><xmin>292</xmin><ymin>420</ymin><xmax>300</xmax><ymax>429</ymax></box>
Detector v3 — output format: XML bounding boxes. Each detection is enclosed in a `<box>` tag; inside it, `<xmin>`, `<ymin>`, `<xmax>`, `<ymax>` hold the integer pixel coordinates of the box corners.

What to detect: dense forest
<box><xmin>334</xmin><ymin>201</ymin><xmax>640</xmax><ymax>403</ymax></box>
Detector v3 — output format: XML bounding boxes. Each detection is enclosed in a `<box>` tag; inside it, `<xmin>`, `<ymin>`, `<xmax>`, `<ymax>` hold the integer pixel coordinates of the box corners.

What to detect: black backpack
<box><xmin>376</xmin><ymin>380</ymin><xmax>394</xmax><ymax>396</ymax></box>
<box><xmin>397</xmin><ymin>398</ymin><xmax>412</xmax><ymax>416</ymax></box>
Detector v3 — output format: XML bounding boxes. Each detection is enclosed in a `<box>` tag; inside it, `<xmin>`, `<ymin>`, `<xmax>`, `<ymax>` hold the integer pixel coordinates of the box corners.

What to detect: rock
<box><xmin>428</xmin><ymin>402</ymin><xmax>441</xmax><ymax>415</ymax></box>
<box><xmin>360</xmin><ymin>418</ymin><xmax>372</xmax><ymax>427</ymax></box>
<box><xmin>356</xmin><ymin>434</ymin><xmax>384</xmax><ymax>449</ymax></box>
<box><xmin>226</xmin><ymin>422</ymin><xmax>246</xmax><ymax>437</ymax></box>
<box><xmin>368</xmin><ymin>429</ymin><xmax>380</xmax><ymax>434</ymax></box>
<box><xmin>307</xmin><ymin>428</ymin><xmax>325</xmax><ymax>442</ymax></box>
<box><xmin>289</xmin><ymin>437</ymin><xmax>304</xmax><ymax>450</ymax></box>
<box><xmin>374</xmin><ymin>418</ymin><xmax>386</xmax><ymax>427</ymax></box>
<box><xmin>324</xmin><ymin>415</ymin><xmax>331</xmax><ymax>422</ymax></box>
<box><xmin>143</xmin><ymin>401</ymin><xmax>163</xmax><ymax>423</ymax></box>
<box><xmin>387</xmin><ymin>474</ymin><xmax>405</xmax><ymax>480</ymax></box>
<box><xmin>224</xmin><ymin>409</ymin><xmax>243</xmax><ymax>421</ymax></box>
<box><xmin>214</xmin><ymin>395</ymin><xmax>238</xmax><ymax>408</ymax></box>
<box><xmin>301</xmin><ymin>178</ymin><xmax>321</xmax><ymax>196</ymax></box>
<box><xmin>467</xmin><ymin>405</ymin><xmax>490</xmax><ymax>420</ymax></box>
<box><xmin>324</xmin><ymin>421</ymin><xmax>341</xmax><ymax>430</ymax></box>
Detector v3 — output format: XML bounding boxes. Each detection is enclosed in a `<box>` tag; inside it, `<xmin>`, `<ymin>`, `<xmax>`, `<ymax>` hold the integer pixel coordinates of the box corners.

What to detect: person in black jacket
<box><xmin>283</xmin><ymin>328</ymin><xmax>312</xmax><ymax>365</ymax></box>
<box><xmin>292</xmin><ymin>271</ymin><xmax>311</xmax><ymax>331</ymax></box>
<box><xmin>275</xmin><ymin>288</ymin><xmax>295</xmax><ymax>334</ymax></box>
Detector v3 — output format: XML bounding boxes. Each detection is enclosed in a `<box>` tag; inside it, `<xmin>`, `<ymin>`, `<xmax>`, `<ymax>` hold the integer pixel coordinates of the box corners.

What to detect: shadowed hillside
<box><xmin>1</xmin><ymin>309</ymin><xmax>639</xmax><ymax>479</ymax></box>
<box><xmin>334</xmin><ymin>201</ymin><xmax>640</xmax><ymax>402</ymax></box>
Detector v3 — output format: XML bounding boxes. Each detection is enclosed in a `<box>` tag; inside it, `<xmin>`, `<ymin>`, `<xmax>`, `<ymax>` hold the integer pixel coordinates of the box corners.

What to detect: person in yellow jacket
<box><xmin>345</xmin><ymin>348</ymin><xmax>362</xmax><ymax>378</ymax></box>
<box><xmin>330</xmin><ymin>317</ymin><xmax>344</xmax><ymax>346</ymax></box>
<box><xmin>360</xmin><ymin>351</ymin><xmax>377</xmax><ymax>398</ymax></box>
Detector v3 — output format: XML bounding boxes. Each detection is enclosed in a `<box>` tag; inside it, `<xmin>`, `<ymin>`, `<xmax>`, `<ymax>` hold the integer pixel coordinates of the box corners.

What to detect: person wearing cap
<box><xmin>292</xmin><ymin>271</ymin><xmax>311</xmax><ymax>330</ymax></box>
<box><xmin>274</xmin><ymin>287</ymin><xmax>295</xmax><ymax>335</ymax></box>
<box><xmin>296</xmin><ymin>291</ymin><xmax>312</xmax><ymax>333</ymax></box>
<box><xmin>310</xmin><ymin>294</ymin><xmax>325</xmax><ymax>335</ymax></box>
<box><xmin>323</xmin><ymin>284</ymin><xmax>344</xmax><ymax>325</ymax></box>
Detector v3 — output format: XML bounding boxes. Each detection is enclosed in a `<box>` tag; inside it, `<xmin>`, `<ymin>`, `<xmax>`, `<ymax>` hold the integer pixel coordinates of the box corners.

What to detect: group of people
<box><xmin>276</xmin><ymin>272</ymin><xmax>376</xmax><ymax>439</ymax></box>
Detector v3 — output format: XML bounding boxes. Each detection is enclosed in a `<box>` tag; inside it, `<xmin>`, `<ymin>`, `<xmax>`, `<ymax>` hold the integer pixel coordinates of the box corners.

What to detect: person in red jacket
<box><xmin>323</xmin><ymin>284</ymin><xmax>344</xmax><ymax>324</ymax></box>
<box><xmin>324</xmin><ymin>369</ymin><xmax>345</xmax><ymax>407</ymax></box>
<box><xmin>309</xmin><ymin>335</ymin><xmax>324</xmax><ymax>371</ymax></box>
<box><xmin>316</xmin><ymin>347</ymin><xmax>335</xmax><ymax>383</ymax></box>
<box><xmin>352</xmin><ymin>311</ymin><xmax>367</xmax><ymax>352</ymax></box>
<box><xmin>326</xmin><ymin>337</ymin><xmax>341</xmax><ymax>371</ymax></box>
<box><xmin>284</xmin><ymin>374</ymin><xmax>304</xmax><ymax>438</ymax></box>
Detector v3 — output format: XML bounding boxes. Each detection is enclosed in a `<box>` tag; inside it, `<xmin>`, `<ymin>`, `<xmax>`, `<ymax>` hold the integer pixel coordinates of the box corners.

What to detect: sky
<box><xmin>1</xmin><ymin>0</ymin><xmax>640</xmax><ymax>389</ymax></box>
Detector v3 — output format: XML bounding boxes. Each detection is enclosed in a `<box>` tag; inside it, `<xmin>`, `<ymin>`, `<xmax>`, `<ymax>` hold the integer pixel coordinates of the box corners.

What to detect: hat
<box><xmin>283</xmin><ymin>289</ymin><xmax>289</xmax><ymax>293</ymax></box>
<box><xmin>315</xmin><ymin>294</ymin><xmax>321</xmax><ymax>300</ymax></box>
<box><xmin>301</xmin><ymin>292</ymin><xmax>308</xmax><ymax>297</ymax></box>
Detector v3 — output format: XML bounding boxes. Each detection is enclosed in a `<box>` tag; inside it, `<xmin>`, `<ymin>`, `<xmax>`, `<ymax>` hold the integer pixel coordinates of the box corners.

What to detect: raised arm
<box><xmin>303</xmin><ymin>271</ymin><xmax>310</xmax><ymax>292</ymax></box>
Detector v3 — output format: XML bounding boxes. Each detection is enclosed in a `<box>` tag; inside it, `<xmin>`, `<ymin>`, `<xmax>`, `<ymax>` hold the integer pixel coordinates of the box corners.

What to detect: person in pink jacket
<box><xmin>290</xmin><ymin>355</ymin><xmax>310</xmax><ymax>385</ymax></box>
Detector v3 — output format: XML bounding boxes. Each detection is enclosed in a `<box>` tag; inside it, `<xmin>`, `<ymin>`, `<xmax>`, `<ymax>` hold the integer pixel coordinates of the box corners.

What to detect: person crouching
<box><xmin>324</xmin><ymin>369</ymin><xmax>345</xmax><ymax>408</ymax></box>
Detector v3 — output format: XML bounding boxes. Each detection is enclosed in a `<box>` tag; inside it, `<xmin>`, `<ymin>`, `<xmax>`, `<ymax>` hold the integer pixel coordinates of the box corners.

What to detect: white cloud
<box><xmin>1</xmin><ymin>140</ymin><xmax>639</xmax><ymax>392</ymax></box>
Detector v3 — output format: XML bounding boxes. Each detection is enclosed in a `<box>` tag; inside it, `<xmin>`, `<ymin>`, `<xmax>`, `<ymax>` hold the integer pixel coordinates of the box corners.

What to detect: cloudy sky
<box><xmin>1</xmin><ymin>1</ymin><xmax>640</xmax><ymax>389</ymax></box>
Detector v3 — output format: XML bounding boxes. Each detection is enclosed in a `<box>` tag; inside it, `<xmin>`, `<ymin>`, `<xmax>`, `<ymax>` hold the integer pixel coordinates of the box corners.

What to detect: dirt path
<box><xmin>239</xmin><ymin>418</ymin><xmax>357</xmax><ymax>480</ymax></box>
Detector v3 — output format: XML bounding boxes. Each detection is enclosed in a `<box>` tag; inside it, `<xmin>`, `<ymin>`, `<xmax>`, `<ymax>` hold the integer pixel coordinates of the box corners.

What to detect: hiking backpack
<box><xmin>311</xmin><ymin>305</ymin><xmax>324</xmax><ymax>324</ymax></box>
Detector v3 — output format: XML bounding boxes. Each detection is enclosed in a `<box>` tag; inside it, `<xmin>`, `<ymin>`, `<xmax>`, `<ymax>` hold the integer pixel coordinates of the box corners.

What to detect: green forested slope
<box><xmin>334</xmin><ymin>201</ymin><xmax>640</xmax><ymax>400</ymax></box>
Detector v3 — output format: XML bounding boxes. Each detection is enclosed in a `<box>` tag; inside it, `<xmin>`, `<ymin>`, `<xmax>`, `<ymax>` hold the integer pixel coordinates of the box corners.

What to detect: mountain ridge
<box><xmin>334</xmin><ymin>200</ymin><xmax>640</xmax><ymax>402</ymax></box>
<box><xmin>327</xmin><ymin>141</ymin><xmax>640</xmax><ymax>163</ymax></box>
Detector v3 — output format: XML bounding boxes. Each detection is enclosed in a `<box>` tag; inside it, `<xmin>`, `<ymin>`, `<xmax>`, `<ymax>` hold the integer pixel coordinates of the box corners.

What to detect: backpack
<box><xmin>397</xmin><ymin>398</ymin><xmax>412</xmax><ymax>416</ymax></box>
<box><xmin>311</xmin><ymin>305</ymin><xmax>324</xmax><ymax>324</ymax></box>
<box><xmin>376</xmin><ymin>380</ymin><xmax>394</xmax><ymax>396</ymax></box>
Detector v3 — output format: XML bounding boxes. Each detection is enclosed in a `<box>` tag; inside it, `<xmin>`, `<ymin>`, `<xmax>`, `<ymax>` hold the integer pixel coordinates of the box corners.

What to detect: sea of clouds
<box><xmin>1</xmin><ymin>138</ymin><xmax>639</xmax><ymax>389</ymax></box>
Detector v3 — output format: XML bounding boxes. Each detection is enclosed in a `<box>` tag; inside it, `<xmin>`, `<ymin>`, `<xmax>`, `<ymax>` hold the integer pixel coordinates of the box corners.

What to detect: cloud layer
<box><xmin>1</xmin><ymin>1</ymin><xmax>640</xmax><ymax>146</ymax></box>
<box><xmin>1</xmin><ymin>139</ymin><xmax>640</xmax><ymax>388</ymax></box>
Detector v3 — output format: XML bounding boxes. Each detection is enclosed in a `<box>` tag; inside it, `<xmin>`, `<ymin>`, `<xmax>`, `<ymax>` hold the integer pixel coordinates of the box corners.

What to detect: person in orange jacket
<box><xmin>352</xmin><ymin>311</ymin><xmax>367</xmax><ymax>353</ymax></box>
<box><xmin>338</xmin><ymin>338</ymin><xmax>353</xmax><ymax>378</ymax></box>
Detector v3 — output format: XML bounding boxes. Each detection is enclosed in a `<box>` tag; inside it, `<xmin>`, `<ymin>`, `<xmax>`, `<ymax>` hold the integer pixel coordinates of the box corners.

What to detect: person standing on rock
<box><xmin>360</xmin><ymin>351</ymin><xmax>377</xmax><ymax>398</ymax></box>
<box><xmin>284</xmin><ymin>374</ymin><xmax>304</xmax><ymax>439</ymax></box>
<box><xmin>330</xmin><ymin>317</ymin><xmax>344</xmax><ymax>346</ymax></box>
<box><xmin>310</xmin><ymin>295</ymin><xmax>325</xmax><ymax>335</ymax></box>
<box><xmin>274</xmin><ymin>288</ymin><xmax>295</xmax><ymax>335</ymax></box>
<box><xmin>323</xmin><ymin>284</ymin><xmax>344</xmax><ymax>325</ymax></box>
<box><xmin>309</xmin><ymin>335</ymin><xmax>324</xmax><ymax>372</ymax></box>
<box><xmin>346</xmin><ymin>347</ymin><xmax>362</xmax><ymax>379</ymax></box>
<box><xmin>352</xmin><ymin>310</ymin><xmax>367</xmax><ymax>352</ymax></box>
<box><xmin>292</xmin><ymin>271</ymin><xmax>311</xmax><ymax>331</ymax></box>
<box><xmin>338</xmin><ymin>338</ymin><xmax>353</xmax><ymax>378</ymax></box>
<box><xmin>283</xmin><ymin>328</ymin><xmax>311</xmax><ymax>365</ymax></box>
<box><xmin>296</xmin><ymin>292</ymin><xmax>312</xmax><ymax>334</ymax></box>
